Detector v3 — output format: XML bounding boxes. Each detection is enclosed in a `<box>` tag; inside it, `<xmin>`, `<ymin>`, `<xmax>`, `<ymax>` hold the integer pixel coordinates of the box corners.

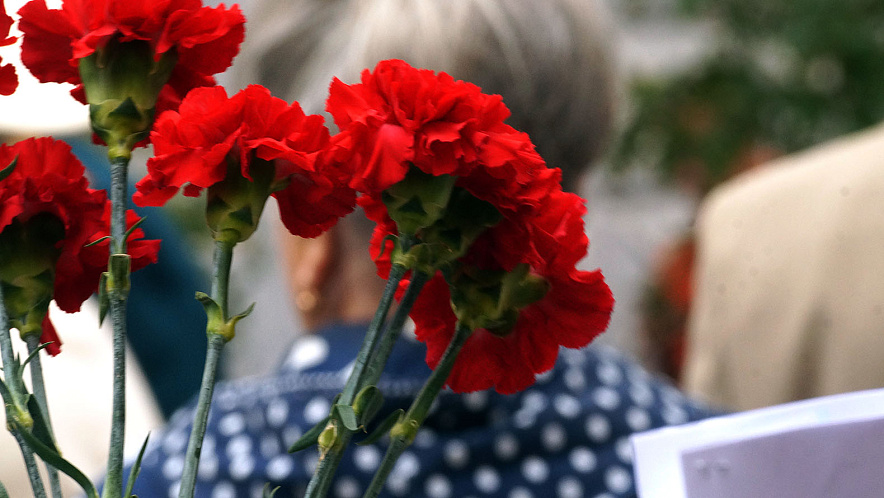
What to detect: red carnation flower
<box><xmin>17</xmin><ymin>0</ymin><xmax>244</xmax><ymax>113</ymax></box>
<box><xmin>0</xmin><ymin>0</ymin><xmax>17</xmax><ymax>95</ymax></box>
<box><xmin>408</xmin><ymin>191</ymin><xmax>614</xmax><ymax>394</ymax></box>
<box><xmin>0</xmin><ymin>137</ymin><xmax>160</xmax><ymax>354</ymax></box>
<box><xmin>331</xmin><ymin>59</ymin><xmax>560</xmax><ymax>274</ymax></box>
<box><xmin>328</xmin><ymin>59</ymin><xmax>557</xmax><ymax>217</ymax></box>
<box><xmin>134</xmin><ymin>85</ymin><xmax>356</xmax><ymax>239</ymax></box>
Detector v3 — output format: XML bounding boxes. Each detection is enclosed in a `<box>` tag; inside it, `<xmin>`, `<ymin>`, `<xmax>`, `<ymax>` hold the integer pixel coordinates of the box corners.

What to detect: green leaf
<box><xmin>229</xmin><ymin>302</ymin><xmax>256</xmax><ymax>325</ymax></box>
<box><xmin>0</xmin><ymin>154</ymin><xmax>17</xmax><ymax>182</ymax></box>
<box><xmin>83</xmin><ymin>235</ymin><xmax>110</xmax><ymax>248</ymax></box>
<box><xmin>334</xmin><ymin>404</ymin><xmax>359</xmax><ymax>432</ymax></box>
<box><xmin>353</xmin><ymin>385</ymin><xmax>384</xmax><ymax>428</ymax></box>
<box><xmin>0</xmin><ymin>479</ymin><xmax>9</xmax><ymax>498</ymax></box>
<box><xmin>262</xmin><ymin>483</ymin><xmax>281</xmax><ymax>498</ymax></box>
<box><xmin>98</xmin><ymin>272</ymin><xmax>110</xmax><ymax>326</ymax></box>
<box><xmin>10</xmin><ymin>420</ymin><xmax>99</xmax><ymax>498</ymax></box>
<box><xmin>287</xmin><ymin>416</ymin><xmax>329</xmax><ymax>453</ymax></box>
<box><xmin>21</xmin><ymin>343</ymin><xmax>51</xmax><ymax>369</ymax></box>
<box><xmin>124</xmin><ymin>433</ymin><xmax>150</xmax><ymax>498</ymax></box>
<box><xmin>123</xmin><ymin>216</ymin><xmax>147</xmax><ymax>243</ymax></box>
<box><xmin>26</xmin><ymin>395</ymin><xmax>57</xmax><ymax>452</ymax></box>
<box><xmin>377</xmin><ymin>234</ymin><xmax>398</xmax><ymax>260</ymax></box>
<box><xmin>357</xmin><ymin>409</ymin><xmax>404</xmax><ymax>446</ymax></box>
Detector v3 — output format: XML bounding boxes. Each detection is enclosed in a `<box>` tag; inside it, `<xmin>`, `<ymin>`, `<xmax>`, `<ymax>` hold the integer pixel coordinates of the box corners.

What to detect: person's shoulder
<box><xmin>497</xmin><ymin>345</ymin><xmax>718</xmax><ymax>431</ymax></box>
<box><xmin>702</xmin><ymin>123</ymin><xmax>884</xmax><ymax>223</ymax></box>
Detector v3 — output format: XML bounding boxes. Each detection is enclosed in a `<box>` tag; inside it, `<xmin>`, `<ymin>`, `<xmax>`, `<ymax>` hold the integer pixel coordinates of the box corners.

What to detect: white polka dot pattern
<box><xmin>117</xmin><ymin>328</ymin><xmax>717</xmax><ymax>498</ymax></box>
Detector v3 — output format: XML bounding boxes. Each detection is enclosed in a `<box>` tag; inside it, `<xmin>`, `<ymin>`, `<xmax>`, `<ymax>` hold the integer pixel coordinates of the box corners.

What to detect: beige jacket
<box><xmin>685</xmin><ymin>124</ymin><xmax>884</xmax><ymax>411</ymax></box>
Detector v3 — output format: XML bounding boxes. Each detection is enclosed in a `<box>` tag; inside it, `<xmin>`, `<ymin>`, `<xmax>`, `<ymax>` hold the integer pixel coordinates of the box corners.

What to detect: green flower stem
<box><xmin>102</xmin><ymin>154</ymin><xmax>132</xmax><ymax>498</ymax></box>
<box><xmin>211</xmin><ymin>236</ymin><xmax>235</xmax><ymax>313</ymax></box>
<box><xmin>363</xmin><ymin>322</ymin><xmax>473</xmax><ymax>498</ymax></box>
<box><xmin>178</xmin><ymin>237</ymin><xmax>236</xmax><ymax>498</ymax></box>
<box><xmin>178</xmin><ymin>333</ymin><xmax>225</xmax><ymax>498</ymax></box>
<box><xmin>24</xmin><ymin>335</ymin><xmax>63</xmax><ymax>498</ymax></box>
<box><xmin>11</xmin><ymin>429</ymin><xmax>47</xmax><ymax>498</ymax></box>
<box><xmin>339</xmin><ymin>262</ymin><xmax>408</xmax><ymax>404</ymax></box>
<box><xmin>304</xmin><ymin>262</ymin><xmax>408</xmax><ymax>498</ymax></box>
<box><xmin>363</xmin><ymin>269</ymin><xmax>431</xmax><ymax>387</ymax></box>
<box><xmin>0</xmin><ymin>286</ymin><xmax>46</xmax><ymax>498</ymax></box>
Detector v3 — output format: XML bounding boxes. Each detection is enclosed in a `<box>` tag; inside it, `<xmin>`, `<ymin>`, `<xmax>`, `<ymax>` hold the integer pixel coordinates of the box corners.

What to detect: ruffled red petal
<box><xmin>18</xmin><ymin>0</ymin><xmax>244</xmax><ymax>110</ymax></box>
<box><xmin>136</xmin><ymin>85</ymin><xmax>356</xmax><ymax>237</ymax></box>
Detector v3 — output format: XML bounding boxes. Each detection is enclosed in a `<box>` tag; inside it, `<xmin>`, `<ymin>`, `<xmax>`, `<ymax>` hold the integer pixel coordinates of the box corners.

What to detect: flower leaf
<box><xmin>123</xmin><ymin>215</ymin><xmax>146</xmax><ymax>243</ymax></box>
<box><xmin>287</xmin><ymin>416</ymin><xmax>329</xmax><ymax>453</ymax></box>
<box><xmin>262</xmin><ymin>484</ymin><xmax>281</xmax><ymax>498</ymax></box>
<box><xmin>10</xmin><ymin>419</ymin><xmax>99</xmax><ymax>498</ymax></box>
<box><xmin>353</xmin><ymin>385</ymin><xmax>384</xmax><ymax>428</ymax></box>
<box><xmin>0</xmin><ymin>154</ymin><xmax>17</xmax><ymax>182</ymax></box>
<box><xmin>98</xmin><ymin>272</ymin><xmax>110</xmax><ymax>326</ymax></box>
<box><xmin>124</xmin><ymin>433</ymin><xmax>150</xmax><ymax>498</ymax></box>
<box><xmin>26</xmin><ymin>394</ymin><xmax>58</xmax><ymax>452</ymax></box>
<box><xmin>333</xmin><ymin>404</ymin><xmax>359</xmax><ymax>432</ymax></box>
<box><xmin>83</xmin><ymin>235</ymin><xmax>110</xmax><ymax>248</ymax></box>
<box><xmin>357</xmin><ymin>409</ymin><xmax>404</xmax><ymax>446</ymax></box>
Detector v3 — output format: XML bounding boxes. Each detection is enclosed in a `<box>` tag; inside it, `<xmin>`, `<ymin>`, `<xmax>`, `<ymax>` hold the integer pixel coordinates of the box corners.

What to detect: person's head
<box><xmin>234</xmin><ymin>0</ymin><xmax>618</xmax><ymax>330</ymax></box>
<box><xmin>236</xmin><ymin>0</ymin><xmax>617</xmax><ymax>191</ymax></box>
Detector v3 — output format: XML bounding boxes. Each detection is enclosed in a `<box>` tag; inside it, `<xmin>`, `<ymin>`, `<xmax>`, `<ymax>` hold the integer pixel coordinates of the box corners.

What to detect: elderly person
<box><xmin>122</xmin><ymin>1</ymin><xmax>716</xmax><ymax>497</ymax></box>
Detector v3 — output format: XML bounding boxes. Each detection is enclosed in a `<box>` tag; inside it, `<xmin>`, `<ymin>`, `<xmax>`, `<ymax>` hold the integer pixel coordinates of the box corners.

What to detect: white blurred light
<box><xmin>1</xmin><ymin>0</ymin><xmax>89</xmax><ymax>136</ymax></box>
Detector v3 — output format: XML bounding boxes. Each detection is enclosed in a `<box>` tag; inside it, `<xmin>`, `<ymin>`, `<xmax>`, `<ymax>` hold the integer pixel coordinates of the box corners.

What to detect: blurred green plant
<box><xmin>612</xmin><ymin>0</ymin><xmax>884</xmax><ymax>192</ymax></box>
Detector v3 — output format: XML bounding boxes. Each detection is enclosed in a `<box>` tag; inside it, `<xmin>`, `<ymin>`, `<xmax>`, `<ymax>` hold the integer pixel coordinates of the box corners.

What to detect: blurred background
<box><xmin>601</xmin><ymin>0</ymin><xmax>884</xmax><ymax>383</ymax></box>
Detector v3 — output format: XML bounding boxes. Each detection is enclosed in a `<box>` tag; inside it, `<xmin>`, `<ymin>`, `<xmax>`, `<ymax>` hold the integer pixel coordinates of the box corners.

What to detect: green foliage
<box><xmin>613</xmin><ymin>0</ymin><xmax>884</xmax><ymax>190</ymax></box>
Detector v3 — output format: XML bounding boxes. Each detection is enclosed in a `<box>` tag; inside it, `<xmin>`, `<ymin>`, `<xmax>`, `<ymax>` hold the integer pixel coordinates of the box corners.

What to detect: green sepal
<box><xmin>124</xmin><ymin>433</ymin><xmax>150</xmax><ymax>498</ymax></box>
<box><xmin>0</xmin><ymin>478</ymin><xmax>9</xmax><ymax>498</ymax></box>
<box><xmin>0</xmin><ymin>154</ymin><xmax>17</xmax><ymax>182</ymax></box>
<box><xmin>353</xmin><ymin>385</ymin><xmax>384</xmax><ymax>428</ymax></box>
<box><xmin>262</xmin><ymin>484</ymin><xmax>281</xmax><ymax>498</ymax></box>
<box><xmin>26</xmin><ymin>394</ymin><xmax>57</xmax><ymax>452</ymax></box>
<box><xmin>288</xmin><ymin>415</ymin><xmax>330</xmax><ymax>453</ymax></box>
<box><xmin>107</xmin><ymin>96</ymin><xmax>141</xmax><ymax>121</ymax></box>
<box><xmin>382</xmin><ymin>169</ymin><xmax>457</xmax><ymax>236</ymax></box>
<box><xmin>98</xmin><ymin>272</ymin><xmax>110</xmax><ymax>326</ymax></box>
<box><xmin>333</xmin><ymin>404</ymin><xmax>359</xmax><ymax>432</ymax></box>
<box><xmin>357</xmin><ymin>409</ymin><xmax>404</xmax><ymax>446</ymax></box>
<box><xmin>10</xmin><ymin>420</ymin><xmax>99</xmax><ymax>498</ymax></box>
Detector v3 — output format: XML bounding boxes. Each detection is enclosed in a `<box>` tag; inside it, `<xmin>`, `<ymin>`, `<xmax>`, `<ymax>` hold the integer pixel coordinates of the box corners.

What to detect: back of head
<box><xmin>235</xmin><ymin>0</ymin><xmax>617</xmax><ymax>191</ymax></box>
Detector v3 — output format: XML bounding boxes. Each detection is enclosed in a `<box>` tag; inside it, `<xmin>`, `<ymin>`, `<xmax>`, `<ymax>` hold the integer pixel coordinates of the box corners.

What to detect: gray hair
<box><xmin>234</xmin><ymin>0</ymin><xmax>617</xmax><ymax>192</ymax></box>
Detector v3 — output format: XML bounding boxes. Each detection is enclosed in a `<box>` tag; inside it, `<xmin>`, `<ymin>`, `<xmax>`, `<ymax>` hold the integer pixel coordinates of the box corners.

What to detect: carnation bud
<box><xmin>0</xmin><ymin>213</ymin><xmax>66</xmax><ymax>340</ymax></box>
<box><xmin>79</xmin><ymin>37</ymin><xmax>177</xmax><ymax>159</ymax></box>
<box><xmin>448</xmin><ymin>263</ymin><xmax>550</xmax><ymax>335</ymax></box>
<box><xmin>205</xmin><ymin>156</ymin><xmax>276</xmax><ymax>244</ymax></box>
<box><xmin>391</xmin><ymin>188</ymin><xmax>502</xmax><ymax>273</ymax></box>
<box><xmin>382</xmin><ymin>167</ymin><xmax>456</xmax><ymax>236</ymax></box>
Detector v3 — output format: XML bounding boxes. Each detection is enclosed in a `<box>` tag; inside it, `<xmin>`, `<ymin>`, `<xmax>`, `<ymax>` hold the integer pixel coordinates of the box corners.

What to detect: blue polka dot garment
<box><xmin>118</xmin><ymin>323</ymin><xmax>718</xmax><ymax>498</ymax></box>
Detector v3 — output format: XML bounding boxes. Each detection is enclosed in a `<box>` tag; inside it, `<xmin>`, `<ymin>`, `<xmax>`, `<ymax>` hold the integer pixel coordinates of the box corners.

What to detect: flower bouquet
<box><xmin>0</xmin><ymin>1</ymin><xmax>616</xmax><ymax>497</ymax></box>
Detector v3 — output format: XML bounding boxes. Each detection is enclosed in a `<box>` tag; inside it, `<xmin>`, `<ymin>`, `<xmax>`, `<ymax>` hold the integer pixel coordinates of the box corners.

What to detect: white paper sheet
<box><xmin>631</xmin><ymin>388</ymin><xmax>884</xmax><ymax>497</ymax></box>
